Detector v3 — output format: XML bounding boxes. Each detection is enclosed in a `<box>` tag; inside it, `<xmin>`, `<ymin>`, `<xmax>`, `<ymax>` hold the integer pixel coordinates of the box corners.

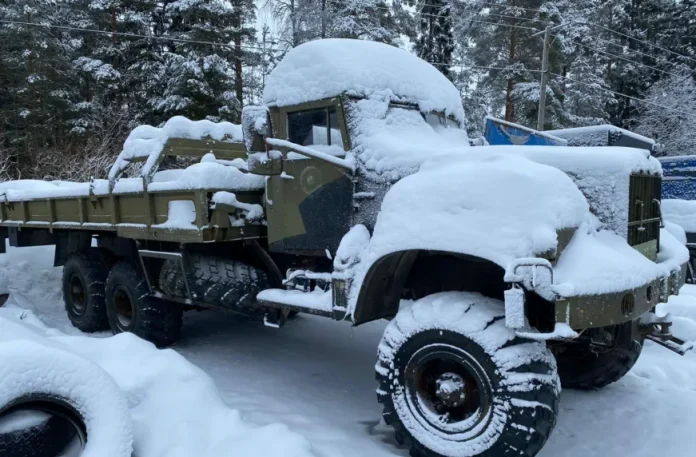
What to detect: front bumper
<box><xmin>553</xmin><ymin>261</ymin><xmax>687</xmax><ymax>330</ymax></box>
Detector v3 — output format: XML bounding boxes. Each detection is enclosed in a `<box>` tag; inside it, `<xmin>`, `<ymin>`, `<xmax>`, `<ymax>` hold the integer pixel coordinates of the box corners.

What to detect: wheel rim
<box><xmin>405</xmin><ymin>345</ymin><xmax>492</xmax><ymax>434</ymax></box>
<box><xmin>113</xmin><ymin>285</ymin><xmax>134</xmax><ymax>329</ymax></box>
<box><xmin>69</xmin><ymin>275</ymin><xmax>86</xmax><ymax>315</ymax></box>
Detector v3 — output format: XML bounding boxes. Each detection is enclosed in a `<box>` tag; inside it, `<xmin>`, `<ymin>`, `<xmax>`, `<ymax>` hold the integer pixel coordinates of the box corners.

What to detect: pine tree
<box><xmin>452</xmin><ymin>1</ymin><xmax>564</xmax><ymax>127</ymax></box>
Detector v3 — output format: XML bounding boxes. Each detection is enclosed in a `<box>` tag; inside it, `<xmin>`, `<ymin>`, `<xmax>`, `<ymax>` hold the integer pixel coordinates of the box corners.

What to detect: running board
<box><xmin>257</xmin><ymin>288</ymin><xmax>335</xmax><ymax>319</ymax></box>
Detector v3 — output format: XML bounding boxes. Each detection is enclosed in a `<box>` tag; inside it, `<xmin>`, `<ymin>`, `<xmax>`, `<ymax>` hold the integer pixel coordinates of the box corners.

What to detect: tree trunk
<box><xmin>321</xmin><ymin>0</ymin><xmax>327</xmax><ymax>39</ymax></box>
<box><xmin>505</xmin><ymin>30</ymin><xmax>516</xmax><ymax>121</ymax></box>
<box><xmin>233</xmin><ymin>12</ymin><xmax>244</xmax><ymax>116</ymax></box>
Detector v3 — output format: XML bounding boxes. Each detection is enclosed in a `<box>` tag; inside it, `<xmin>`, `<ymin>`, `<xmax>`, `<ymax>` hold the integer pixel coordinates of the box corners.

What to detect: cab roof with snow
<box><xmin>262</xmin><ymin>38</ymin><xmax>466</xmax><ymax>124</ymax></box>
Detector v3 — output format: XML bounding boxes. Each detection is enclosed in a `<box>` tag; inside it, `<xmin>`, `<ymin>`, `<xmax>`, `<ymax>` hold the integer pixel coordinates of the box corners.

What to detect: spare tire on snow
<box><xmin>159</xmin><ymin>254</ymin><xmax>268</xmax><ymax>311</ymax></box>
<box><xmin>0</xmin><ymin>340</ymin><xmax>133</xmax><ymax>457</ymax></box>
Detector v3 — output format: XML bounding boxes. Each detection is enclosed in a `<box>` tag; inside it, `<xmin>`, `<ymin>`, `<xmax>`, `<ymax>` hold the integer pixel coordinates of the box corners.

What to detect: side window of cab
<box><xmin>287</xmin><ymin>106</ymin><xmax>345</xmax><ymax>156</ymax></box>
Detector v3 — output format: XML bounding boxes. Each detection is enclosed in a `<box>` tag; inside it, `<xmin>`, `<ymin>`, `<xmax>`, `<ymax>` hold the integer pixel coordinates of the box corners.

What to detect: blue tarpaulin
<box><xmin>659</xmin><ymin>156</ymin><xmax>696</xmax><ymax>200</ymax></box>
<box><xmin>483</xmin><ymin>117</ymin><xmax>567</xmax><ymax>147</ymax></box>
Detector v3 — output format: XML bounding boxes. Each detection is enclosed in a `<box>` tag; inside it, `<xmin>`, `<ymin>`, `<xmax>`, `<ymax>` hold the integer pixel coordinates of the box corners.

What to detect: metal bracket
<box><xmin>138</xmin><ymin>249</ymin><xmax>195</xmax><ymax>303</ymax></box>
<box><xmin>640</xmin><ymin>314</ymin><xmax>694</xmax><ymax>356</ymax></box>
<box><xmin>505</xmin><ymin>258</ymin><xmax>555</xmax><ymax>301</ymax></box>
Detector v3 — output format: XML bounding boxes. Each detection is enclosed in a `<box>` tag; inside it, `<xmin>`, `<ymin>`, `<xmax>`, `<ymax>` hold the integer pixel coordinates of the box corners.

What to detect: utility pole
<box><xmin>536</xmin><ymin>25</ymin><xmax>551</xmax><ymax>131</ymax></box>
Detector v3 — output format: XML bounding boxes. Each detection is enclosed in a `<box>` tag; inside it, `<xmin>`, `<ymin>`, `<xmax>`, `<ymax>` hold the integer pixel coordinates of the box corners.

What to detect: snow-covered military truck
<box><xmin>0</xmin><ymin>39</ymin><xmax>692</xmax><ymax>457</ymax></box>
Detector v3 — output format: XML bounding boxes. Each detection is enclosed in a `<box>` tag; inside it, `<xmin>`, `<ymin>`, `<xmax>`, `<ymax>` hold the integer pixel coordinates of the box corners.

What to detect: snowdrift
<box><xmin>0</xmin><ymin>308</ymin><xmax>314</xmax><ymax>457</ymax></box>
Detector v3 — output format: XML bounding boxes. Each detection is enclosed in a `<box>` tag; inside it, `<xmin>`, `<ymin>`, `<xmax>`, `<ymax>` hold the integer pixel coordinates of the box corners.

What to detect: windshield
<box><xmin>347</xmin><ymin>98</ymin><xmax>471</xmax><ymax>181</ymax></box>
<box><xmin>423</xmin><ymin>112</ymin><xmax>461</xmax><ymax>130</ymax></box>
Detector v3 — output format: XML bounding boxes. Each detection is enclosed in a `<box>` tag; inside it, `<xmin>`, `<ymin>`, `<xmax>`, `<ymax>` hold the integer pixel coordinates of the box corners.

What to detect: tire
<box><xmin>553</xmin><ymin>322</ymin><xmax>643</xmax><ymax>390</ymax></box>
<box><xmin>159</xmin><ymin>255</ymin><xmax>268</xmax><ymax>311</ymax></box>
<box><xmin>0</xmin><ymin>340</ymin><xmax>133</xmax><ymax>457</ymax></box>
<box><xmin>106</xmin><ymin>261</ymin><xmax>183</xmax><ymax>347</ymax></box>
<box><xmin>62</xmin><ymin>249</ymin><xmax>113</xmax><ymax>332</ymax></box>
<box><xmin>376</xmin><ymin>292</ymin><xmax>560</xmax><ymax>457</ymax></box>
<box><xmin>0</xmin><ymin>412</ymin><xmax>77</xmax><ymax>457</ymax></box>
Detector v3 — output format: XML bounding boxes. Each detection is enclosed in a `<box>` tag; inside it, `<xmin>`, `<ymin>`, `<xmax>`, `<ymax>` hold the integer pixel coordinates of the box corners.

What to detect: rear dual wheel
<box><xmin>63</xmin><ymin>250</ymin><xmax>182</xmax><ymax>347</ymax></box>
<box><xmin>105</xmin><ymin>262</ymin><xmax>183</xmax><ymax>347</ymax></box>
<box><xmin>62</xmin><ymin>249</ymin><xmax>113</xmax><ymax>333</ymax></box>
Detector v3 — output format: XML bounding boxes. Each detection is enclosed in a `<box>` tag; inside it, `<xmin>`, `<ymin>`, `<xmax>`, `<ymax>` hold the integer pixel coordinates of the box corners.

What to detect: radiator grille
<box><xmin>628</xmin><ymin>174</ymin><xmax>662</xmax><ymax>248</ymax></box>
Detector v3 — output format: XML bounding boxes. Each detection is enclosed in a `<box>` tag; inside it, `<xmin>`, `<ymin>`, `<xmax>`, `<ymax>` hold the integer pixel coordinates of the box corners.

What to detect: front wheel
<box><xmin>552</xmin><ymin>321</ymin><xmax>643</xmax><ymax>390</ymax></box>
<box><xmin>105</xmin><ymin>261</ymin><xmax>183</xmax><ymax>347</ymax></box>
<box><xmin>376</xmin><ymin>292</ymin><xmax>560</xmax><ymax>457</ymax></box>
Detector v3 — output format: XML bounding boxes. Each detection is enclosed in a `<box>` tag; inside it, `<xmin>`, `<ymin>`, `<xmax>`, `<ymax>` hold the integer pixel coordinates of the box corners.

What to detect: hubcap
<box><xmin>435</xmin><ymin>372</ymin><xmax>467</xmax><ymax>408</ymax></box>
<box><xmin>405</xmin><ymin>345</ymin><xmax>492</xmax><ymax>432</ymax></box>
<box><xmin>113</xmin><ymin>286</ymin><xmax>134</xmax><ymax>329</ymax></box>
<box><xmin>69</xmin><ymin>275</ymin><xmax>86</xmax><ymax>314</ymax></box>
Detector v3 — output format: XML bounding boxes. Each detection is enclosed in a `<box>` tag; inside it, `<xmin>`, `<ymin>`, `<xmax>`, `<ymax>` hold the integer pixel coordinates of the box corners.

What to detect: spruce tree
<box><xmin>411</xmin><ymin>0</ymin><xmax>454</xmax><ymax>79</ymax></box>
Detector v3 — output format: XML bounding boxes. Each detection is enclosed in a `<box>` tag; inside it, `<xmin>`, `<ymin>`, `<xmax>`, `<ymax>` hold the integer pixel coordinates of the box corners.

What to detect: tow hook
<box><xmin>640</xmin><ymin>313</ymin><xmax>694</xmax><ymax>356</ymax></box>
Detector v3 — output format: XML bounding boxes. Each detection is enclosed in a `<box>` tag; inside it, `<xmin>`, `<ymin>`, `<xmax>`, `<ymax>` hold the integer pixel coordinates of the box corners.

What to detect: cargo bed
<box><xmin>0</xmin><ymin>133</ymin><xmax>266</xmax><ymax>244</ymax></box>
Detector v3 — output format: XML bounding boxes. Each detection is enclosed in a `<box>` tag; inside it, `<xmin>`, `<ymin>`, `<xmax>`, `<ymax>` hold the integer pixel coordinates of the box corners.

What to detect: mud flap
<box><xmin>504</xmin><ymin>286</ymin><xmax>525</xmax><ymax>329</ymax></box>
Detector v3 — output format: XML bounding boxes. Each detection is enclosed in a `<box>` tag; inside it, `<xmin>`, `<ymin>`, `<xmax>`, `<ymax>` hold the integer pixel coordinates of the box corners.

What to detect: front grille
<box><xmin>628</xmin><ymin>174</ymin><xmax>661</xmax><ymax>248</ymax></box>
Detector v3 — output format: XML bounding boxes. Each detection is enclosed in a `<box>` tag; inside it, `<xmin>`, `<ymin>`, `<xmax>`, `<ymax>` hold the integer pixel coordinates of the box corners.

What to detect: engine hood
<box><xmin>361</xmin><ymin>151</ymin><xmax>590</xmax><ymax>269</ymax></box>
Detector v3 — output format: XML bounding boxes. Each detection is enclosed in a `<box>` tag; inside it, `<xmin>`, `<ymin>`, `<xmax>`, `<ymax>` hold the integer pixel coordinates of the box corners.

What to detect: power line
<box><xmin>550</xmin><ymin>72</ymin><xmax>696</xmax><ymax>119</ymax></box>
<box><xmin>418</xmin><ymin>0</ymin><xmax>564</xmax><ymax>26</ymax></box>
<box><xmin>590</xmin><ymin>34</ymin><xmax>672</xmax><ymax>63</ymax></box>
<box><xmin>462</xmin><ymin>1</ymin><xmax>562</xmax><ymax>18</ymax></box>
<box><xmin>418</xmin><ymin>2</ymin><xmax>693</xmax><ymax>70</ymax></box>
<box><xmin>588</xmin><ymin>22</ymin><xmax>696</xmax><ymax>65</ymax></box>
<box><xmin>0</xmin><ymin>19</ymin><xmax>287</xmax><ymax>53</ymax></box>
<box><xmin>416</xmin><ymin>2</ymin><xmax>695</xmax><ymax>66</ymax></box>
<box><xmin>344</xmin><ymin>3</ymin><xmax>540</xmax><ymax>31</ymax></box>
<box><xmin>467</xmin><ymin>10</ymin><xmax>549</xmax><ymax>25</ymax></box>
<box><xmin>453</xmin><ymin>17</ymin><xmax>539</xmax><ymax>31</ymax></box>
<box><xmin>431</xmin><ymin>61</ymin><xmax>543</xmax><ymax>72</ymax></box>
<box><xmin>576</xmin><ymin>40</ymin><xmax>686</xmax><ymax>80</ymax></box>
<box><xmin>0</xmin><ymin>18</ymin><xmax>541</xmax><ymax>74</ymax></box>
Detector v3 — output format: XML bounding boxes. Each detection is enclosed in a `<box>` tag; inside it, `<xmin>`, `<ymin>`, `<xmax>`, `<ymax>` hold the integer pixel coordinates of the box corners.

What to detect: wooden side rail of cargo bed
<box><xmin>0</xmin><ymin>188</ymin><xmax>265</xmax><ymax>244</ymax></box>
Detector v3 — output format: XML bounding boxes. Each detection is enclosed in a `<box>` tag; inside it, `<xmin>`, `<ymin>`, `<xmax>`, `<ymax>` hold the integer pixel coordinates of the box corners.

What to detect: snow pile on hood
<box><xmin>0</xmin><ymin>308</ymin><xmax>314</xmax><ymax>457</ymax></box>
<box><xmin>491</xmin><ymin>145</ymin><xmax>661</xmax><ymax>238</ymax></box>
<box><xmin>263</xmin><ymin>39</ymin><xmax>465</xmax><ymax>124</ymax></box>
<box><xmin>662</xmin><ymin>199</ymin><xmax>696</xmax><ymax>234</ymax></box>
<box><xmin>553</xmin><ymin>224</ymin><xmax>688</xmax><ymax>296</ymax></box>
<box><xmin>109</xmin><ymin>116</ymin><xmax>243</xmax><ymax>181</ymax></box>
<box><xmin>348</xmin><ymin>98</ymin><xmax>470</xmax><ymax>181</ymax></box>
<box><xmin>358</xmin><ymin>152</ymin><xmax>589</xmax><ymax>272</ymax></box>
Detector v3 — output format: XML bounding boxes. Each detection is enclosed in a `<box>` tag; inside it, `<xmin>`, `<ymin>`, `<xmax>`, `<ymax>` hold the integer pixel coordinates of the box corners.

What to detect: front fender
<box><xmin>349</xmin><ymin>250</ymin><xmax>507</xmax><ymax>325</ymax></box>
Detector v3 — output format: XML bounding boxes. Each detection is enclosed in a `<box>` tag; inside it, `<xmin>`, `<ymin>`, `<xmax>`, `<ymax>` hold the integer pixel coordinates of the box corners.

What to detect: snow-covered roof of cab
<box><xmin>262</xmin><ymin>39</ymin><xmax>465</xmax><ymax>123</ymax></box>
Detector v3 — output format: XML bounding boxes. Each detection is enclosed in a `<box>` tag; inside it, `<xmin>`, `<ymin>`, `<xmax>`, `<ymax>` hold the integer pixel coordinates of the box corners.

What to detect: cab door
<box><xmin>266</xmin><ymin>100</ymin><xmax>353</xmax><ymax>256</ymax></box>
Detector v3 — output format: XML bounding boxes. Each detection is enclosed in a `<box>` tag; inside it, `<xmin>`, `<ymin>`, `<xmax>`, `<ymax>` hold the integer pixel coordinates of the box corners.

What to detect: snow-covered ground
<box><xmin>1</xmin><ymin>244</ymin><xmax>695</xmax><ymax>456</ymax></box>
